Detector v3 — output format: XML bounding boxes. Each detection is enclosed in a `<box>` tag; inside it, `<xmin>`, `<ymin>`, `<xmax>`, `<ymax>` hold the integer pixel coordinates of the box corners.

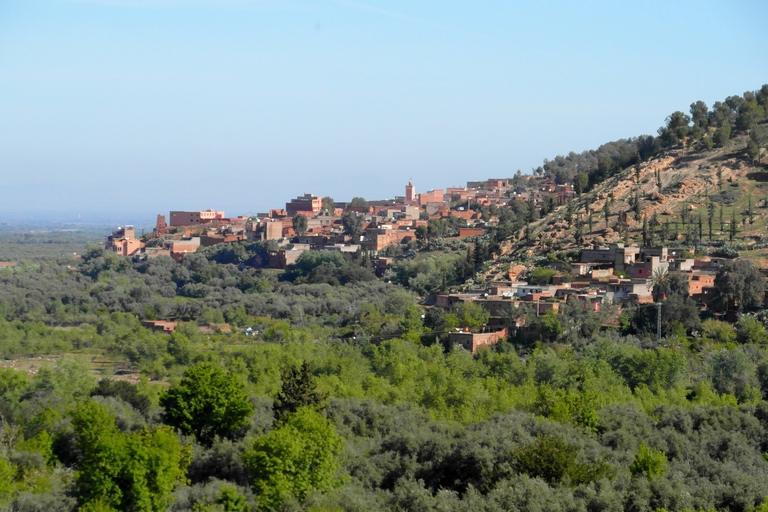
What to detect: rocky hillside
<box><xmin>505</xmin><ymin>132</ymin><xmax>768</xmax><ymax>263</ymax></box>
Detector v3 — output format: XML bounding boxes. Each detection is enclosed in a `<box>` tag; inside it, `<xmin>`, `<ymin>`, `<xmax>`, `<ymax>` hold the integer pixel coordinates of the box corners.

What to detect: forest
<box><xmin>1</xmin><ymin>238</ymin><xmax>768</xmax><ymax>512</ymax></box>
<box><xmin>2</xmin><ymin>85</ymin><xmax>768</xmax><ymax>511</ymax></box>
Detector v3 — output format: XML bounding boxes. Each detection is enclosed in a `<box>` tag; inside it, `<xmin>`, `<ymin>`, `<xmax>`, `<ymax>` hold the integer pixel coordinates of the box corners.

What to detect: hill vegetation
<box><xmin>500</xmin><ymin>85</ymin><xmax>768</xmax><ymax>261</ymax></box>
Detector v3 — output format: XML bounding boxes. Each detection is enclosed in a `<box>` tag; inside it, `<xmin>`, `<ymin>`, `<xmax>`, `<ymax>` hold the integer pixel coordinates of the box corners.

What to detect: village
<box><xmin>104</xmin><ymin>174</ymin><xmax>752</xmax><ymax>354</ymax></box>
<box><xmin>106</xmin><ymin>176</ymin><xmax>559</xmax><ymax>261</ymax></box>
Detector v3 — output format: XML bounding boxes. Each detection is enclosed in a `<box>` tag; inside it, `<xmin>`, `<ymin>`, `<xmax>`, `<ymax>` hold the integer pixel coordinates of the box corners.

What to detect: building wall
<box><xmin>169</xmin><ymin>210</ymin><xmax>225</xmax><ymax>227</ymax></box>
<box><xmin>458</xmin><ymin>228</ymin><xmax>484</xmax><ymax>238</ymax></box>
<box><xmin>419</xmin><ymin>189</ymin><xmax>444</xmax><ymax>206</ymax></box>
<box><xmin>286</xmin><ymin>194</ymin><xmax>323</xmax><ymax>216</ymax></box>
<box><xmin>449</xmin><ymin>328</ymin><xmax>509</xmax><ymax>354</ymax></box>
<box><xmin>113</xmin><ymin>238</ymin><xmax>143</xmax><ymax>256</ymax></box>
<box><xmin>265</xmin><ymin>221</ymin><xmax>284</xmax><ymax>240</ymax></box>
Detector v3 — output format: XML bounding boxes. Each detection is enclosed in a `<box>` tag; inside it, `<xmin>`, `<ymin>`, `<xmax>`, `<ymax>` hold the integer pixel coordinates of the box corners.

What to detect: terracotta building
<box><xmin>449</xmin><ymin>328</ymin><xmax>509</xmax><ymax>354</ymax></box>
<box><xmin>286</xmin><ymin>194</ymin><xmax>323</xmax><ymax>217</ymax></box>
<box><xmin>169</xmin><ymin>210</ymin><xmax>225</xmax><ymax>227</ymax></box>
<box><xmin>106</xmin><ymin>225</ymin><xmax>143</xmax><ymax>257</ymax></box>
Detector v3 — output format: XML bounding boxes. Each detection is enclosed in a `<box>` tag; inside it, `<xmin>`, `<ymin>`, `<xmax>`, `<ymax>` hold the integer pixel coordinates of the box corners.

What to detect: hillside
<box><xmin>501</xmin><ymin>126</ymin><xmax>767</xmax><ymax>265</ymax></box>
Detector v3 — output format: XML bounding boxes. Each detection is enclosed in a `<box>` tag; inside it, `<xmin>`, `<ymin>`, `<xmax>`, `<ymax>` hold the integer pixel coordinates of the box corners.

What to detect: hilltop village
<box><xmin>105</xmin><ymin>173</ymin><xmax>750</xmax><ymax>353</ymax></box>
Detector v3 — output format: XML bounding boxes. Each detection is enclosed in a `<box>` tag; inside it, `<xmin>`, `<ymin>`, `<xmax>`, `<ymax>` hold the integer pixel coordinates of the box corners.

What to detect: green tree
<box><xmin>244</xmin><ymin>407</ymin><xmax>343</xmax><ymax>510</ymax></box>
<box><xmin>0</xmin><ymin>456</ymin><xmax>15</xmax><ymax>505</ymax></box>
<box><xmin>573</xmin><ymin>173</ymin><xmax>588</xmax><ymax>197</ymax></box>
<box><xmin>712</xmin><ymin>259</ymin><xmax>766</xmax><ymax>313</ymax></box>
<box><xmin>690</xmin><ymin>100</ymin><xmax>709</xmax><ymax>128</ymax></box>
<box><xmin>736</xmin><ymin>315</ymin><xmax>768</xmax><ymax>346</ymax></box>
<box><xmin>72</xmin><ymin>401</ymin><xmax>190</xmax><ymax>512</ymax></box>
<box><xmin>513</xmin><ymin>435</ymin><xmax>611</xmax><ymax>487</ymax></box>
<box><xmin>349</xmin><ymin>197</ymin><xmax>368</xmax><ymax>207</ymax></box>
<box><xmin>713</xmin><ymin>124</ymin><xmax>731</xmax><ymax>147</ymax></box>
<box><xmin>292</xmin><ymin>214</ymin><xmax>308</xmax><ymax>237</ymax></box>
<box><xmin>529</xmin><ymin>267</ymin><xmax>557</xmax><ymax>285</ymax></box>
<box><xmin>445</xmin><ymin>301</ymin><xmax>490</xmax><ymax>330</ymax></box>
<box><xmin>160</xmin><ymin>362</ymin><xmax>253</xmax><ymax>446</ymax></box>
<box><xmin>321</xmin><ymin>196</ymin><xmax>335</xmax><ymax>212</ymax></box>
<box><xmin>273</xmin><ymin>361</ymin><xmax>328</xmax><ymax>423</ymax></box>
<box><xmin>341</xmin><ymin>212</ymin><xmax>364</xmax><ymax>240</ymax></box>
<box><xmin>630</xmin><ymin>442</ymin><xmax>667</xmax><ymax>479</ymax></box>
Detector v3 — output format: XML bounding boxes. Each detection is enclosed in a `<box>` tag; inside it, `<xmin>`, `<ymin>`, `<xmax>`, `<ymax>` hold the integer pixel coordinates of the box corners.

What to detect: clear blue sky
<box><xmin>1</xmin><ymin>0</ymin><xmax>766</xmax><ymax>223</ymax></box>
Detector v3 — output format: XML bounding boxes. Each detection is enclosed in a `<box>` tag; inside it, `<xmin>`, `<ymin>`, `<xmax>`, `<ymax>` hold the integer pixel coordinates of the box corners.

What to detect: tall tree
<box><xmin>160</xmin><ymin>362</ymin><xmax>253</xmax><ymax>446</ymax></box>
<box><xmin>573</xmin><ymin>173</ymin><xmax>588</xmax><ymax>197</ymax></box>
<box><xmin>712</xmin><ymin>259</ymin><xmax>766</xmax><ymax>313</ymax></box>
<box><xmin>244</xmin><ymin>407</ymin><xmax>343</xmax><ymax>510</ymax></box>
<box><xmin>341</xmin><ymin>211</ymin><xmax>364</xmax><ymax>240</ymax></box>
<box><xmin>273</xmin><ymin>361</ymin><xmax>328</xmax><ymax>423</ymax></box>
<box><xmin>321</xmin><ymin>196</ymin><xmax>335</xmax><ymax>212</ymax></box>
<box><xmin>292</xmin><ymin>214</ymin><xmax>308</xmax><ymax>237</ymax></box>
<box><xmin>72</xmin><ymin>401</ymin><xmax>189</xmax><ymax>512</ymax></box>
<box><xmin>690</xmin><ymin>100</ymin><xmax>709</xmax><ymax>128</ymax></box>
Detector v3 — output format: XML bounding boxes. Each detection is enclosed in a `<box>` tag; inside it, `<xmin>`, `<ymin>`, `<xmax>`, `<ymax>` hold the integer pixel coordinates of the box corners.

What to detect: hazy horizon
<box><xmin>2</xmin><ymin>0</ymin><xmax>767</xmax><ymax>222</ymax></box>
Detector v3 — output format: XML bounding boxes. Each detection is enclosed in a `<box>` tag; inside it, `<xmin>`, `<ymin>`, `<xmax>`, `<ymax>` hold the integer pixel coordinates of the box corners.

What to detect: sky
<box><xmin>1</xmin><ymin>0</ymin><xmax>767</xmax><ymax>224</ymax></box>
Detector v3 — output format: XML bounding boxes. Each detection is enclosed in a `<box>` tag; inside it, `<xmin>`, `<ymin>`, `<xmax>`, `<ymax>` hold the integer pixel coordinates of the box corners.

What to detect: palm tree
<box><xmin>647</xmin><ymin>265</ymin><xmax>669</xmax><ymax>302</ymax></box>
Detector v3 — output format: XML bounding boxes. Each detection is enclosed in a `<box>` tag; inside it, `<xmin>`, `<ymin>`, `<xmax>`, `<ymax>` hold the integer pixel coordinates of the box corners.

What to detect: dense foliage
<box><xmin>3</xmin><ymin>241</ymin><xmax>768</xmax><ymax>511</ymax></box>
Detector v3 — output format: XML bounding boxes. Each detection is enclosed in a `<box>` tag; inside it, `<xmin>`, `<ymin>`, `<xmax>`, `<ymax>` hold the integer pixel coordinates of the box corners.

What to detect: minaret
<box><xmin>405</xmin><ymin>180</ymin><xmax>415</xmax><ymax>203</ymax></box>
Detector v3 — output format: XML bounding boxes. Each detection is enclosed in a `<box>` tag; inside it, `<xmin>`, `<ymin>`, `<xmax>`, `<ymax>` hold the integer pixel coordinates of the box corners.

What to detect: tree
<box><xmin>513</xmin><ymin>435</ymin><xmax>611</xmax><ymax>487</ymax></box>
<box><xmin>712</xmin><ymin>259</ymin><xmax>766</xmax><ymax>313</ymax></box>
<box><xmin>574</xmin><ymin>216</ymin><xmax>583</xmax><ymax>244</ymax></box>
<box><xmin>573</xmin><ymin>173</ymin><xmax>588</xmax><ymax>197</ymax></box>
<box><xmin>341</xmin><ymin>212</ymin><xmax>364</xmax><ymax>240</ymax></box>
<box><xmin>321</xmin><ymin>196</ymin><xmax>335</xmax><ymax>212</ymax></box>
<box><xmin>633</xmin><ymin>189</ymin><xmax>641</xmax><ymax>221</ymax></box>
<box><xmin>445</xmin><ymin>301</ymin><xmax>490</xmax><ymax>330</ymax></box>
<box><xmin>273</xmin><ymin>361</ymin><xmax>328</xmax><ymax>423</ymax></box>
<box><xmin>648</xmin><ymin>266</ymin><xmax>669</xmax><ymax>302</ymax></box>
<box><xmin>244</xmin><ymin>407</ymin><xmax>343</xmax><ymax>510</ymax></box>
<box><xmin>713</xmin><ymin>124</ymin><xmax>731</xmax><ymax>147</ymax></box>
<box><xmin>529</xmin><ymin>267</ymin><xmax>557</xmax><ymax>285</ymax></box>
<box><xmin>630</xmin><ymin>442</ymin><xmax>667</xmax><ymax>479</ymax></box>
<box><xmin>72</xmin><ymin>401</ymin><xmax>189</xmax><ymax>512</ymax></box>
<box><xmin>690</xmin><ymin>100</ymin><xmax>709</xmax><ymax>128</ymax></box>
<box><xmin>414</xmin><ymin>225</ymin><xmax>428</xmax><ymax>241</ymax></box>
<box><xmin>160</xmin><ymin>362</ymin><xmax>253</xmax><ymax>446</ymax></box>
<box><xmin>292</xmin><ymin>214</ymin><xmax>308</xmax><ymax>237</ymax></box>
<box><xmin>349</xmin><ymin>197</ymin><xmax>368</xmax><ymax>207</ymax></box>
<box><xmin>659</xmin><ymin>111</ymin><xmax>691</xmax><ymax>147</ymax></box>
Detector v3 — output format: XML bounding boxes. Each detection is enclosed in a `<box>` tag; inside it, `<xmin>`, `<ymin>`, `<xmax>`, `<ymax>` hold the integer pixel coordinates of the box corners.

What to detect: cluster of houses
<box><xmin>437</xmin><ymin>243</ymin><xmax>730</xmax><ymax>353</ymax></box>
<box><xmin>104</xmin><ymin>176</ymin><xmax>751</xmax><ymax>352</ymax></box>
<box><xmin>107</xmin><ymin>176</ymin><xmax>571</xmax><ymax>267</ymax></box>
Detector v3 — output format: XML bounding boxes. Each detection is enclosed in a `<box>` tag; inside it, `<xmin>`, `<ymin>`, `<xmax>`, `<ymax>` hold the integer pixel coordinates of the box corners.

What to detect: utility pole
<box><xmin>656</xmin><ymin>302</ymin><xmax>662</xmax><ymax>342</ymax></box>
